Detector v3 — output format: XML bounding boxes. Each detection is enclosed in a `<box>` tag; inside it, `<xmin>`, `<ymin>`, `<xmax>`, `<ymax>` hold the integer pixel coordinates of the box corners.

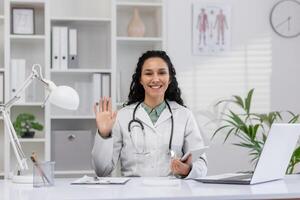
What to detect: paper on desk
<box><xmin>71</xmin><ymin>175</ymin><xmax>130</xmax><ymax>185</ymax></box>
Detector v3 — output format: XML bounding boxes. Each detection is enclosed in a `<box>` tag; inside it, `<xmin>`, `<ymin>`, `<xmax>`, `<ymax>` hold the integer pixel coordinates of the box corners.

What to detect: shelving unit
<box><xmin>0</xmin><ymin>0</ymin><xmax>5</xmax><ymax>179</ymax></box>
<box><xmin>1</xmin><ymin>0</ymin><xmax>49</xmax><ymax>178</ymax></box>
<box><xmin>48</xmin><ymin>0</ymin><xmax>112</xmax><ymax>175</ymax></box>
<box><xmin>0</xmin><ymin>0</ymin><xmax>166</xmax><ymax>178</ymax></box>
<box><xmin>115</xmin><ymin>0</ymin><xmax>165</xmax><ymax>104</ymax></box>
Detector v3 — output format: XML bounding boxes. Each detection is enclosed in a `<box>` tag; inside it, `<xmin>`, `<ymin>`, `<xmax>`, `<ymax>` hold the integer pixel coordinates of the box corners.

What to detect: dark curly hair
<box><xmin>126</xmin><ymin>50</ymin><xmax>184</xmax><ymax>106</ymax></box>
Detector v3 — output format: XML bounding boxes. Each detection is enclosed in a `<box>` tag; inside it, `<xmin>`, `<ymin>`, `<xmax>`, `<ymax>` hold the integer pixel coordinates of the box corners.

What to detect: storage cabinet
<box><xmin>0</xmin><ymin>0</ymin><xmax>165</xmax><ymax>178</ymax></box>
<box><xmin>51</xmin><ymin>130</ymin><xmax>93</xmax><ymax>171</ymax></box>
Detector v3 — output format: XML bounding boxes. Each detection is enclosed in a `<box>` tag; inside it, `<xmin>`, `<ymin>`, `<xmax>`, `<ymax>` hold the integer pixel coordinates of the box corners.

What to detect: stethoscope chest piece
<box><xmin>170</xmin><ymin>150</ymin><xmax>176</xmax><ymax>159</ymax></box>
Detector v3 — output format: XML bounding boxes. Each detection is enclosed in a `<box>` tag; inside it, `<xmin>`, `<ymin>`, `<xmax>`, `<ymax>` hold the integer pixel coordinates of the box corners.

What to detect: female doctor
<box><xmin>92</xmin><ymin>50</ymin><xmax>207</xmax><ymax>178</ymax></box>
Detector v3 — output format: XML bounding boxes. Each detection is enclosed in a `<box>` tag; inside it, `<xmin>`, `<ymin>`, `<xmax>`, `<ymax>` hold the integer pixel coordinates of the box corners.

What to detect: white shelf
<box><xmin>0</xmin><ymin>68</ymin><xmax>5</xmax><ymax>72</ymax></box>
<box><xmin>10</xmin><ymin>0</ymin><xmax>45</xmax><ymax>4</ymax></box>
<box><xmin>51</xmin><ymin>69</ymin><xmax>111</xmax><ymax>74</ymax></box>
<box><xmin>51</xmin><ymin>115</ymin><xmax>95</xmax><ymax>119</ymax></box>
<box><xmin>0</xmin><ymin>15</ymin><xmax>4</xmax><ymax>20</ymax></box>
<box><xmin>10</xmin><ymin>35</ymin><xmax>46</xmax><ymax>40</ymax></box>
<box><xmin>13</xmin><ymin>102</ymin><xmax>44</xmax><ymax>106</ymax></box>
<box><xmin>51</xmin><ymin>17</ymin><xmax>111</xmax><ymax>22</ymax></box>
<box><xmin>19</xmin><ymin>138</ymin><xmax>46</xmax><ymax>143</ymax></box>
<box><xmin>117</xmin><ymin>37</ymin><xmax>163</xmax><ymax>42</ymax></box>
<box><xmin>116</xmin><ymin>2</ymin><xmax>162</xmax><ymax>7</ymax></box>
<box><xmin>55</xmin><ymin>170</ymin><xmax>95</xmax><ymax>175</ymax></box>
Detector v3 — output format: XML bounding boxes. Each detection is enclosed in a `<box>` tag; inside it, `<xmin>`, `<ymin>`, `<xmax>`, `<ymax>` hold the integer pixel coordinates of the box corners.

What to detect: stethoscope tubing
<box><xmin>128</xmin><ymin>101</ymin><xmax>174</xmax><ymax>152</ymax></box>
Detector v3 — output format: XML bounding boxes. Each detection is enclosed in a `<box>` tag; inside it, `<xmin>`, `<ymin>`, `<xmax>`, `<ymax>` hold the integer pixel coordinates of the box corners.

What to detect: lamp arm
<box><xmin>0</xmin><ymin>64</ymin><xmax>47</xmax><ymax>172</ymax></box>
<box><xmin>4</xmin><ymin>64</ymin><xmax>49</xmax><ymax>109</ymax></box>
<box><xmin>2</xmin><ymin>109</ymin><xmax>28</xmax><ymax>171</ymax></box>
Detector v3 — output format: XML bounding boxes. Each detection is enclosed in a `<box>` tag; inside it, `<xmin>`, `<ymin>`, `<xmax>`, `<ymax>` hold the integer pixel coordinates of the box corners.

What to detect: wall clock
<box><xmin>270</xmin><ymin>0</ymin><xmax>300</xmax><ymax>38</ymax></box>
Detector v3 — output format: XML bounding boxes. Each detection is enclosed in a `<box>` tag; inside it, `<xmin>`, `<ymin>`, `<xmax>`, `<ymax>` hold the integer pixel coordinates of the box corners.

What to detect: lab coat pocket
<box><xmin>135</xmin><ymin>153</ymin><xmax>157</xmax><ymax>176</ymax></box>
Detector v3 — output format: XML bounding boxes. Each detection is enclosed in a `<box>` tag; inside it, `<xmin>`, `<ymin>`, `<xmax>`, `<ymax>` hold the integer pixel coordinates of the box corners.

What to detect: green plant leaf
<box><xmin>211</xmin><ymin>89</ymin><xmax>300</xmax><ymax>174</ymax></box>
<box><xmin>288</xmin><ymin>115</ymin><xmax>299</xmax><ymax>123</ymax></box>
<box><xmin>228</xmin><ymin>111</ymin><xmax>249</xmax><ymax>134</ymax></box>
<box><xmin>223</xmin><ymin>127</ymin><xmax>235</xmax><ymax>143</ymax></box>
<box><xmin>13</xmin><ymin>113</ymin><xmax>44</xmax><ymax>135</ymax></box>
<box><xmin>245</xmin><ymin>88</ymin><xmax>254</xmax><ymax>114</ymax></box>
<box><xmin>31</xmin><ymin>122</ymin><xmax>43</xmax><ymax>131</ymax></box>
<box><xmin>233</xmin><ymin>95</ymin><xmax>244</xmax><ymax>109</ymax></box>
<box><xmin>211</xmin><ymin>125</ymin><xmax>231</xmax><ymax>140</ymax></box>
<box><xmin>234</xmin><ymin>142</ymin><xmax>255</xmax><ymax>149</ymax></box>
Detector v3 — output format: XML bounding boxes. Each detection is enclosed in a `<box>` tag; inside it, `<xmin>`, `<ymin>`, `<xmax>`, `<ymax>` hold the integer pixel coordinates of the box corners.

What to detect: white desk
<box><xmin>1</xmin><ymin>175</ymin><xmax>300</xmax><ymax>200</ymax></box>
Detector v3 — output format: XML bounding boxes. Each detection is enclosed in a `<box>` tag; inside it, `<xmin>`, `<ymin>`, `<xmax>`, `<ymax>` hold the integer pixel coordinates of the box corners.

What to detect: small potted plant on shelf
<box><xmin>13</xmin><ymin>113</ymin><xmax>43</xmax><ymax>138</ymax></box>
<box><xmin>211</xmin><ymin>89</ymin><xmax>300</xmax><ymax>174</ymax></box>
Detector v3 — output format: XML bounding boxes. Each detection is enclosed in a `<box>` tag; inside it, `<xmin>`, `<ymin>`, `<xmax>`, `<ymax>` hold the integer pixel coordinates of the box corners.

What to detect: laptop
<box><xmin>196</xmin><ymin>123</ymin><xmax>300</xmax><ymax>185</ymax></box>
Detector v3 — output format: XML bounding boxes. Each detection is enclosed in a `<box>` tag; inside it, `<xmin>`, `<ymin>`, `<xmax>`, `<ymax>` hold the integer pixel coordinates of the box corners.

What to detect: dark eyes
<box><xmin>144</xmin><ymin>71</ymin><xmax>168</xmax><ymax>75</ymax></box>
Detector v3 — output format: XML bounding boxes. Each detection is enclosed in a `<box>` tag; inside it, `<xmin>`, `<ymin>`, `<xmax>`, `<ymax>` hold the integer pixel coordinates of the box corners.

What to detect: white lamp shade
<box><xmin>49</xmin><ymin>85</ymin><xmax>79</xmax><ymax>110</ymax></box>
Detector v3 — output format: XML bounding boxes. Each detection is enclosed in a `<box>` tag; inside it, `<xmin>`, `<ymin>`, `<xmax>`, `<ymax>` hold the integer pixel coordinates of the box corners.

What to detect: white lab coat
<box><xmin>92</xmin><ymin>101</ymin><xmax>207</xmax><ymax>179</ymax></box>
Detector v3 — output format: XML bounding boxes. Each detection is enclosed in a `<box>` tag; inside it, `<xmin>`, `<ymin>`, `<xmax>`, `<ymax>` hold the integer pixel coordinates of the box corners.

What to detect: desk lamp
<box><xmin>0</xmin><ymin>64</ymin><xmax>79</xmax><ymax>183</ymax></box>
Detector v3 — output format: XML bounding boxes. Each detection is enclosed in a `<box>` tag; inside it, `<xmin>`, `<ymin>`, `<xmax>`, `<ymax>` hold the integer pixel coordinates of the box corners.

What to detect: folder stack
<box><xmin>93</xmin><ymin>73</ymin><xmax>111</xmax><ymax>103</ymax></box>
<box><xmin>10</xmin><ymin>59</ymin><xmax>26</xmax><ymax>103</ymax></box>
<box><xmin>52</xmin><ymin>26</ymin><xmax>78</xmax><ymax>70</ymax></box>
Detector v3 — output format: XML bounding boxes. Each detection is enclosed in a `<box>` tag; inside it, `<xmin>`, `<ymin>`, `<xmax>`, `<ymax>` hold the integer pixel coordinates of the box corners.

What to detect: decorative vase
<box><xmin>127</xmin><ymin>8</ymin><xmax>145</xmax><ymax>37</ymax></box>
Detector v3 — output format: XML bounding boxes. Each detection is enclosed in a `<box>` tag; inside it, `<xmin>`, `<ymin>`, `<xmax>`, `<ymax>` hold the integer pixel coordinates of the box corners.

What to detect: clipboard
<box><xmin>71</xmin><ymin>175</ymin><xmax>130</xmax><ymax>185</ymax></box>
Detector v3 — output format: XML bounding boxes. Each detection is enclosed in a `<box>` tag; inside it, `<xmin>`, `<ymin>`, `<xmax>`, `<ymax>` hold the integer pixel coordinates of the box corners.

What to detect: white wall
<box><xmin>166</xmin><ymin>0</ymin><xmax>300</xmax><ymax>175</ymax></box>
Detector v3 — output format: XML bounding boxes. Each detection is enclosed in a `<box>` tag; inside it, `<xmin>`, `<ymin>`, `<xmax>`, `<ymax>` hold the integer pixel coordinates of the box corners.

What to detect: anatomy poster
<box><xmin>193</xmin><ymin>4</ymin><xmax>231</xmax><ymax>55</ymax></box>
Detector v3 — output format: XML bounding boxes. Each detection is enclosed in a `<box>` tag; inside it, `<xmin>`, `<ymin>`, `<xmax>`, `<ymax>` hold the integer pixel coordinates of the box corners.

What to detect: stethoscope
<box><xmin>128</xmin><ymin>101</ymin><xmax>175</xmax><ymax>156</ymax></box>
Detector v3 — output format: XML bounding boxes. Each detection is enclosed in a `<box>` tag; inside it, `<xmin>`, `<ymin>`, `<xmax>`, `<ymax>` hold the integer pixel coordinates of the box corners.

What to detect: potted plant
<box><xmin>13</xmin><ymin>113</ymin><xmax>43</xmax><ymax>138</ymax></box>
<box><xmin>212</xmin><ymin>89</ymin><xmax>300</xmax><ymax>174</ymax></box>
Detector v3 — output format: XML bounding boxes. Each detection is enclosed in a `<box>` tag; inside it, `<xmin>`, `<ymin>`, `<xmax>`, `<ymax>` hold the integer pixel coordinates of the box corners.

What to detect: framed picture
<box><xmin>12</xmin><ymin>8</ymin><xmax>35</xmax><ymax>34</ymax></box>
<box><xmin>192</xmin><ymin>4</ymin><xmax>231</xmax><ymax>55</ymax></box>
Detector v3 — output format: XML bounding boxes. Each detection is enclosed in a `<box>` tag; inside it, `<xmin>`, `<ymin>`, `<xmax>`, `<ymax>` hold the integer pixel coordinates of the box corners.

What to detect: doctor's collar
<box><xmin>127</xmin><ymin>100</ymin><xmax>181</xmax><ymax>110</ymax></box>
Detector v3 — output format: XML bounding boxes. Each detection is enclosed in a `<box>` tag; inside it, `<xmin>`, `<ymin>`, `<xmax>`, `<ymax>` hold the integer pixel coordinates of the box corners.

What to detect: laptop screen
<box><xmin>250</xmin><ymin>124</ymin><xmax>300</xmax><ymax>184</ymax></box>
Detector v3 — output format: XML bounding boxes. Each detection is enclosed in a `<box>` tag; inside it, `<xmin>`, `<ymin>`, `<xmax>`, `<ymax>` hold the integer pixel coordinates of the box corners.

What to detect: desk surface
<box><xmin>1</xmin><ymin>175</ymin><xmax>300</xmax><ymax>200</ymax></box>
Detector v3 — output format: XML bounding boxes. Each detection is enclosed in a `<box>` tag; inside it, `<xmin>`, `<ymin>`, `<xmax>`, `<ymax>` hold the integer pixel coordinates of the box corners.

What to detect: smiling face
<box><xmin>140</xmin><ymin>57</ymin><xmax>170</xmax><ymax>105</ymax></box>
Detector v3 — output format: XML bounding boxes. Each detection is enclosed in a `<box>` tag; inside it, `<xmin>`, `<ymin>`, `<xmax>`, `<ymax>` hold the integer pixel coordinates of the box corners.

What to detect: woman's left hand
<box><xmin>170</xmin><ymin>154</ymin><xmax>192</xmax><ymax>177</ymax></box>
